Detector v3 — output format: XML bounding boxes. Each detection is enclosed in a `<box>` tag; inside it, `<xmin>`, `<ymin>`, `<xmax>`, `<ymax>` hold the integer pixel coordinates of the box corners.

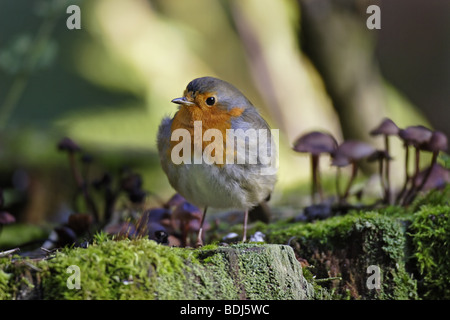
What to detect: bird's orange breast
<box><xmin>170</xmin><ymin>103</ymin><xmax>244</xmax><ymax>165</ymax></box>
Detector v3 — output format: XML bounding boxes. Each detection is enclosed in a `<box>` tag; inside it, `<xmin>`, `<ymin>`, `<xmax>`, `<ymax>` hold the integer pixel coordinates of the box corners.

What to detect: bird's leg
<box><xmin>196</xmin><ymin>206</ymin><xmax>208</xmax><ymax>247</ymax></box>
<box><xmin>242</xmin><ymin>209</ymin><xmax>249</xmax><ymax>242</ymax></box>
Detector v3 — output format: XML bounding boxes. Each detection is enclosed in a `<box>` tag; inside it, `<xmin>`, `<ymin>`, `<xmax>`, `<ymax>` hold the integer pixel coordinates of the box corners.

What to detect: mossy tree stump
<box><xmin>0</xmin><ymin>242</ymin><xmax>316</xmax><ymax>300</ymax></box>
<box><xmin>264</xmin><ymin>211</ymin><xmax>419</xmax><ymax>299</ymax></box>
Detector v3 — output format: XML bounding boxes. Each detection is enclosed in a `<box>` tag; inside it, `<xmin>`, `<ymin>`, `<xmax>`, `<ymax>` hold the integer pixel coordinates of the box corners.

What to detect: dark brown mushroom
<box><xmin>293</xmin><ymin>131</ymin><xmax>338</xmax><ymax>204</ymax></box>
<box><xmin>58</xmin><ymin>137</ymin><xmax>99</xmax><ymax>222</ymax></box>
<box><xmin>331</xmin><ymin>140</ymin><xmax>376</xmax><ymax>203</ymax></box>
<box><xmin>57</xmin><ymin>137</ymin><xmax>81</xmax><ymax>153</ymax></box>
<box><xmin>172</xmin><ymin>201</ymin><xmax>202</xmax><ymax>247</ymax></box>
<box><xmin>54</xmin><ymin>226</ymin><xmax>78</xmax><ymax>247</ymax></box>
<box><xmin>67</xmin><ymin>213</ymin><xmax>93</xmax><ymax>236</ymax></box>
<box><xmin>58</xmin><ymin>137</ymin><xmax>83</xmax><ymax>186</ymax></box>
<box><xmin>370</xmin><ymin>118</ymin><xmax>399</xmax><ymax>203</ymax></box>
<box><xmin>396</xmin><ymin>126</ymin><xmax>433</xmax><ymax>204</ymax></box>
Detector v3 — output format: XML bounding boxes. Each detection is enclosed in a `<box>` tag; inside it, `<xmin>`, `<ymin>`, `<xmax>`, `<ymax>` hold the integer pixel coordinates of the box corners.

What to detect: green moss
<box><xmin>408</xmin><ymin>184</ymin><xmax>450</xmax><ymax>212</ymax></box>
<box><xmin>39</xmin><ymin>238</ymin><xmax>199</xmax><ymax>299</ymax></box>
<box><xmin>265</xmin><ymin>211</ymin><xmax>418</xmax><ymax>299</ymax></box>
<box><xmin>194</xmin><ymin>246</ymin><xmax>242</xmax><ymax>299</ymax></box>
<box><xmin>3</xmin><ymin>187</ymin><xmax>448</xmax><ymax>300</ymax></box>
<box><xmin>0</xmin><ymin>260</ymin><xmax>12</xmax><ymax>300</ymax></box>
<box><xmin>0</xmin><ymin>239</ymin><xmax>314</xmax><ymax>300</ymax></box>
<box><xmin>236</xmin><ymin>244</ymin><xmax>313</xmax><ymax>299</ymax></box>
<box><xmin>409</xmin><ymin>204</ymin><xmax>450</xmax><ymax>299</ymax></box>
<box><xmin>195</xmin><ymin>243</ymin><xmax>314</xmax><ymax>300</ymax></box>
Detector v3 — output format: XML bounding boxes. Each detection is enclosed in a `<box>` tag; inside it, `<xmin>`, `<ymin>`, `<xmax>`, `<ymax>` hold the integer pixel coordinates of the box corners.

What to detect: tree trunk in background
<box><xmin>298</xmin><ymin>0</ymin><xmax>387</xmax><ymax>143</ymax></box>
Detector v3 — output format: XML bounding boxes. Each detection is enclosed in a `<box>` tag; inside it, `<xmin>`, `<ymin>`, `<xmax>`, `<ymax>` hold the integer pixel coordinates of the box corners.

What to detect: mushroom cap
<box><xmin>142</xmin><ymin>208</ymin><xmax>172</xmax><ymax>223</ymax></box>
<box><xmin>67</xmin><ymin>213</ymin><xmax>93</xmax><ymax>236</ymax></box>
<box><xmin>398</xmin><ymin>126</ymin><xmax>433</xmax><ymax>146</ymax></box>
<box><xmin>331</xmin><ymin>154</ymin><xmax>352</xmax><ymax>167</ymax></box>
<box><xmin>293</xmin><ymin>131</ymin><xmax>338</xmax><ymax>155</ymax></box>
<box><xmin>331</xmin><ymin>140</ymin><xmax>376</xmax><ymax>166</ymax></box>
<box><xmin>370</xmin><ymin>118</ymin><xmax>400</xmax><ymax>136</ymax></box>
<box><xmin>57</xmin><ymin>137</ymin><xmax>81</xmax><ymax>152</ymax></box>
<box><xmin>127</xmin><ymin>188</ymin><xmax>147</xmax><ymax>204</ymax></box>
<box><xmin>54</xmin><ymin>226</ymin><xmax>78</xmax><ymax>245</ymax></box>
<box><xmin>172</xmin><ymin>201</ymin><xmax>202</xmax><ymax>222</ymax></box>
<box><xmin>0</xmin><ymin>211</ymin><xmax>15</xmax><ymax>225</ymax></box>
<box><xmin>81</xmin><ymin>153</ymin><xmax>94</xmax><ymax>164</ymax></box>
<box><xmin>367</xmin><ymin>149</ymin><xmax>393</xmax><ymax>162</ymax></box>
<box><xmin>165</xmin><ymin>193</ymin><xmax>186</xmax><ymax>208</ymax></box>
<box><xmin>421</xmin><ymin>131</ymin><xmax>448</xmax><ymax>153</ymax></box>
<box><xmin>121</xmin><ymin>172</ymin><xmax>143</xmax><ymax>192</ymax></box>
<box><xmin>414</xmin><ymin>164</ymin><xmax>449</xmax><ymax>190</ymax></box>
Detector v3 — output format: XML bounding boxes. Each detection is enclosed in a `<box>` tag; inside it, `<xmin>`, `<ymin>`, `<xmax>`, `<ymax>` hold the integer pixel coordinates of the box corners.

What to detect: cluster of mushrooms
<box><xmin>293</xmin><ymin>118</ymin><xmax>449</xmax><ymax>208</ymax></box>
<box><xmin>56</xmin><ymin>137</ymin><xmax>206</xmax><ymax>248</ymax></box>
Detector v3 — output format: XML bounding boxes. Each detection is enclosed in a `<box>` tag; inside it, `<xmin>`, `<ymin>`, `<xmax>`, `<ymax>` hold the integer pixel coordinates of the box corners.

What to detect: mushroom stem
<box><xmin>67</xmin><ymin>152</ymin><xmax>99</xmax><ymax>223</ymax></box>
<box><xmin>335</xmin><ymin>167</ymin><xmax>342</xmax><ymax>202</ymax></box>
<box><xmin>180</xmin><ymin>220</ymin><xmax>188</xmax><ymax>247</ymax></box>
<box><xmin>402</xmin><ymin>147</ymin><xmax>422</xmax><ymax>205</ymax></box>
<box><xmin>414</xmin><ymin>147</ymin><xmax>421</xmax><ymax>180</ymax></box>
<box><xmin>405</xmin><ymin>151</ymin><xmax>438</xmax><ymax>205</ymax></box>
<box><xmin>384</xmin><ymin>135</ymin><xmax>391</xmax><ymax>204</ymax></box>
<box><xmin>68</xmin><ymin>152</ymin><xmax>83</xmax><ymax>188</ymax></box>
<box><xmin>311</xmin><ymin>154</ymin><xmax>320</xmax><ymax>204</ymax></box>
<box><xmin>378</xmin><ymin>157</ymin><xmax>386</xmax><ymax>200</ymax></box>
<box><xmin>342</xmin><ymin>162</ymin><xmax>358</xmax><ymax>202</ymax></box>
<box><xmin>396</xmin><ymin>145</ymin><xmax>410</xmax><ymax>204</ymax></box>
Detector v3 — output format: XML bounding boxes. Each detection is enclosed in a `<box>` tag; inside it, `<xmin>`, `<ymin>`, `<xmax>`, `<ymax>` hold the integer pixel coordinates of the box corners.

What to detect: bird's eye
<box><xmin>206</xmin><ymin>97</ymin><xmax>216</xmax><ymax>106</ymax></box>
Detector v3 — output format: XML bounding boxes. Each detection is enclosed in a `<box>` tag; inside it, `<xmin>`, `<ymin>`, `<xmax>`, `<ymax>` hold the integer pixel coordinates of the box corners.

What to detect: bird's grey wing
<box><xmin>157</xmin><ymin>116</ymin><xmax>174</xmax><ymax>173</ymax></box>
<box><xmin>231</xmin><ymin>107</ymin><xmax>277</xmax><ymax>170</ymax></box>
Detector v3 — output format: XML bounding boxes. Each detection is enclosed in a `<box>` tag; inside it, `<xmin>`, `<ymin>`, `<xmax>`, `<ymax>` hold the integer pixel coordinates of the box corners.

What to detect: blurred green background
<box><xmin>0</xmin><ymin>0</ymin><xmax>448</xmax><ymax>226</ymax></box>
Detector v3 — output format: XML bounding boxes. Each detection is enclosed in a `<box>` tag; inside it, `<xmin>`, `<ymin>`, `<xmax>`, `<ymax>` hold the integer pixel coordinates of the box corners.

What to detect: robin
<box><xmin>157</xmin><ymin>76</ymin><xmax>277</xmax><ymax>246</ymax></box>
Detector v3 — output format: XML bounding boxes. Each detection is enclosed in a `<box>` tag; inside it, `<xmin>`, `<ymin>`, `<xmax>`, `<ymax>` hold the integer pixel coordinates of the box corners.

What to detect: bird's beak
<box><xmin>171</xmin><ymin>97</ymin><xmax>194</xmax><ymax>106</ymax></box>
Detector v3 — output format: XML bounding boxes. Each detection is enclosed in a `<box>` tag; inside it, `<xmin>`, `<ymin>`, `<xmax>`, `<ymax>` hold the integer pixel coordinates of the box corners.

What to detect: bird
<box><xmin>157</xmin><ymin>76</ymin><xmax>277</xmax><ymax>246</ymax></box>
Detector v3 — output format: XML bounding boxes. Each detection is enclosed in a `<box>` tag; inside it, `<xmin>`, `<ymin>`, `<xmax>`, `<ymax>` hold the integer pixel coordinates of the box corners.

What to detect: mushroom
<box><xmin>67</xmin><ymin>213</ymin><xmax>93</xmax><ymax>236</ymax></box>
<box><xmin>0</xmin><ymin>211</ymin><xmax>15</xmax><ymax>236</ymax></box>
<box><xmin>58</xmin><ymin>137</ymin><xmax>99</xmax><ymax>222</ymax></box>
<box><xmin>136</xmin><ymin>207</ymin><xmax>172</xmax><ymax>236</ymax></box>
<box><xmin>172</xmin><ymin>201</ymin><xmax>202</xmax><ymax>247</ymax></box>
<box><xmin>120</xmin><ymin>171</ymin><xmax>148</xmax><ymax>205</ymax></box>
<box><xmin>164</xmin><ymin>193</ymin><xmax>186</xmax><ymax>209</ymax></box>
<box><xmin>367</xmin><ymin>150</ymin><xmax>393</xmax><ymax>201</ymax></box>
<box><xmin>370</xmin><ymin>118</ymin><xmax>399</xmax><ymax>203</ymax></box>
<box><xmin>396</xmin><ymin>126</ymin><xmax>433</xmax><ymax>204</ymax></box>
<box><xmin>331</xmin><ymin>140</ymin><xmax>376</xmax><ymax>203</ymax></box>
<box><xmin>293</xmin><ymin>131</ymin><xmax>338</xmax><ymax>204</ymax></box>
<box><xmin>405</xmin><ymin>131</ymin><xmax>448</xmax><ymax>204</ymax></box>
<box><xmin>413</xmin><ymin>163</ymin><xmax>449</xmax><ymax>192</ymax></box>
<box><xmin>58</xmin><ymin>137</ymin><xmax>83</xmax><ymax>186</ymax></box>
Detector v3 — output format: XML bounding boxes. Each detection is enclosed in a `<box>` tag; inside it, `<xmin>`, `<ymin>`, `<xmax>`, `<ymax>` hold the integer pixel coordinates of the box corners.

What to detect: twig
<box><xmin>314</xmin><ymin>276</ymin><xmax>342</xmax><ymax>283</ymax></box>
<box><xmin>0</xmin><ymin>247</ymin><xmax>20</xmax><ymax>257</ymax></box>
